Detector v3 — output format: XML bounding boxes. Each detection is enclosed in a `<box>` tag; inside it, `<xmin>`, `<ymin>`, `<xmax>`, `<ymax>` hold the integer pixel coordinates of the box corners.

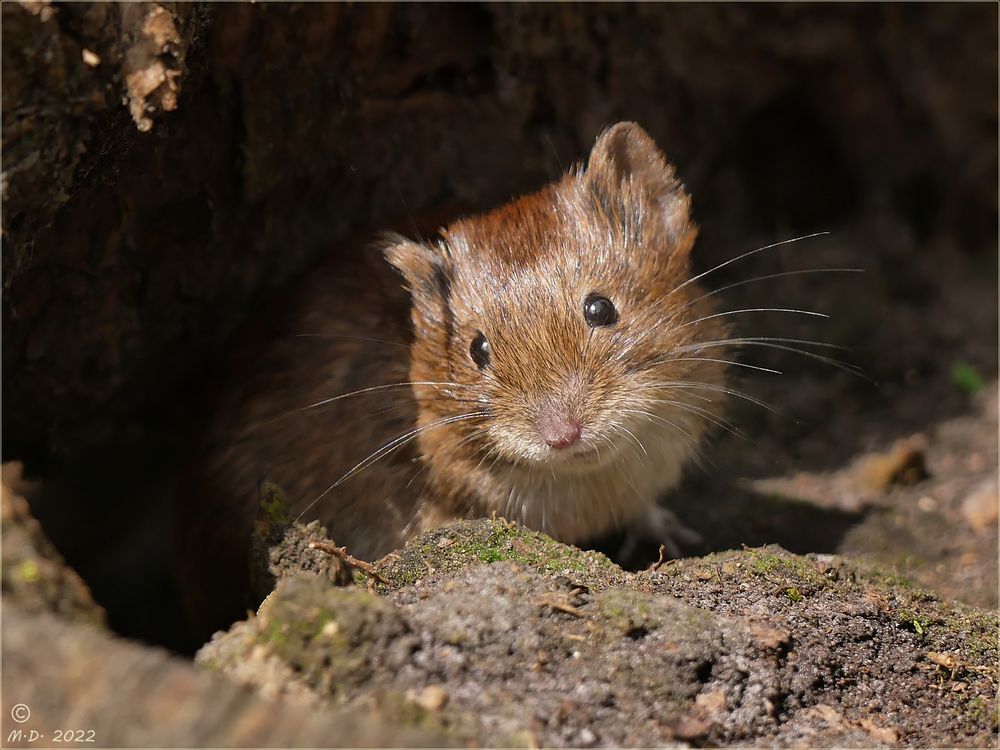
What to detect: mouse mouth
<box><xmin>568</xmin><ymin>445</ymin><xmax>601</xmax><ymax>461</ymax></box>
<box><xmin>541</xmin><ymin>440</ymin><xmax>616</xmax><ymax>470</ymax></box>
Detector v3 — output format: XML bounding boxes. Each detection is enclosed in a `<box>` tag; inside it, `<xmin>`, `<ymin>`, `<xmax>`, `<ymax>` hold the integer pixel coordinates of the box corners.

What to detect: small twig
<box><xmin>309</xmin><ymin>541</ymin><xmax>391</xmax><ymax>585</ymax></box>
<box><xmin>533</xmin><ymin>592</ymin><xmax>585</xmax><ymax>618</ymax></box>
<box><xmin>649</xmin><ymin>544</ymin><xmax>668</xmax><ymax>572</ymax></box>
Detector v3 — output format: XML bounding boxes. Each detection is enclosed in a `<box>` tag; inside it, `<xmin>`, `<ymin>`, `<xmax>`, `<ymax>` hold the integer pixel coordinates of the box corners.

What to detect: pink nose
<box><xmin>539</xmin><ymin>411</ymin><xmax>582</xmax><ymax>449</ymax></box>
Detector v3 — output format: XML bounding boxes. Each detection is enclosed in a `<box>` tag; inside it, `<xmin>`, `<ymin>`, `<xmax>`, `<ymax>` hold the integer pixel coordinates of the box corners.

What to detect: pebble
<box><xmin>916</xmin><ymin>496</ymin><xmax>937</xmax><ymax>513</ymax></box>
<box><xmin>960</xmin><ymin>479</ymin><xmax>998</xmax><ymax>532</ymax></box>
<box><xmin>408</xmin><ymin>684</ymin><xmax>449</xmax><ymax>711</ymax></box>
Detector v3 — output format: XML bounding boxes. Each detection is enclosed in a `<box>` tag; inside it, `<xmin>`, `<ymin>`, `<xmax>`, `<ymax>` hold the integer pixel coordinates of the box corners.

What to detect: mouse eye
<box><xmin>583</xmin><ymin>294</ymin><xmax>618</xmax><ymax>327</ymax></box>
<box><xmin>470</xmin><ymin>331</ymin><xmax>491</xmax><ymax>369</ymax></box>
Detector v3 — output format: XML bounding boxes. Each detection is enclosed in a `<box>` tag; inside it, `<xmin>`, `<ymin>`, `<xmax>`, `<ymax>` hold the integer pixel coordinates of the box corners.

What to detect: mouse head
<box><xmin>386</xmin><ymin>122</ymin><xmax>726</xmax><ymax>472</ymax></box>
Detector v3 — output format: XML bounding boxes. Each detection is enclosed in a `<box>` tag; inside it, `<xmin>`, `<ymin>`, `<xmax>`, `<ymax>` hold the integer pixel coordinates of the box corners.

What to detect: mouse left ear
<box><xmin>585</xmin><ymin>122</ymin><xmax>695</xmax><ymax>252</ymax></box>
<box><xmin>382</xmin><ymin>234</ymin><xmax>451</xmax><ymax>329</ymax></box>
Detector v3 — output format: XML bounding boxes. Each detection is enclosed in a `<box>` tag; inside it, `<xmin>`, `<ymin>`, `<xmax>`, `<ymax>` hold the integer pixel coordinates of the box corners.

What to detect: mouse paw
<box><xmin>617</xmin><ymin>505</ymin><xmax>703</xmax><ymax>565</ymax></box>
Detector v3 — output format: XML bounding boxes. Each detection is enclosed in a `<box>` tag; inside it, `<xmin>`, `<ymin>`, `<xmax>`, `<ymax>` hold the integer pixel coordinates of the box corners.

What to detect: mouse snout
<box><xmin>537</xmin><ymin>406</ymin><xmax>582</xmax><ymax>449</ymax></box>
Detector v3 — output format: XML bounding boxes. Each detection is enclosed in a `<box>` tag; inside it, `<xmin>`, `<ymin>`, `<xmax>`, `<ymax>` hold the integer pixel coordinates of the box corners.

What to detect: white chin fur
<box><xmin>491</xmin><ymin>425</ymin><xmax>694</xmax><ymax>543</ymax></box>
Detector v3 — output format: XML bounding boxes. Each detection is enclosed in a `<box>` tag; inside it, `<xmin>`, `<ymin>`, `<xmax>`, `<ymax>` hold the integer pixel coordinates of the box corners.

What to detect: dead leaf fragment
<box><xmin>856</xmin><ymin>435</ymin><xmax>929</xmax><ymax>493</ymax></box>
<box><xmin>673</xmin><ymin>715</ymin><xmax>710</xmax><ymax>741</ymax></box>
<box><xmin>122</xmin><ymin>4</ymin><xmax>183</xmax><ymax>132</ymax></box>
<box><xmin>695</xmin><ymin>689</ymin><xmax>727</xmax><ymax>713</ymax></box>
<box><xmin>533</xmin><ymin>592</ymin><xmax>584</xmax><ymax>618</ymax></box>
<box><xmin>926</xmin><ymin>651</ymin><xmax>960</xmax><ymax>670</ymax></box>
<box><xmin>406</xmin><ymin>684</ymin><xmax>449</xmax><ymax>711</ymax></box>
<box><xmin>859</xmin><ymin>717</ymin><xmax>899</xmax><ymax>744</ymax></box>
<box><xmin>749</xmin><ymin>620</ymin><xmax>792</xmax><ymax>651</ymax></box>
<box><xmin>809</xmin><ymin>704</ymin><xmax>847</xmax><ymax>728</ymax></box>
<box><xmin>18</xmin><ymin>1</ymin><xmax>56</xmax><ymax>22</ymax></box>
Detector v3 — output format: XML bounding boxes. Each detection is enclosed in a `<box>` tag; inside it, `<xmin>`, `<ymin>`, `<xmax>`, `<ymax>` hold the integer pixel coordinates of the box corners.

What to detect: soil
<box><xmin>194</xmin><ymin>517</ymin><xmax>998</xmax><ymax>748</ymax></box>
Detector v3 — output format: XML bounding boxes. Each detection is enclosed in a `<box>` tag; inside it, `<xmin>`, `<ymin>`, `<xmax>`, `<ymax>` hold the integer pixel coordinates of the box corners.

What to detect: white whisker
<box><xmin>647</xmin><ymin>380</ymin><xmax>786</xmax><ymax>418</ymax></box>
<box><xmin>678</xmin><ymin>307</ymin><xmax>829</xmax><ymax>330</ymax></box>
<box><xmin>673</xmin><ymin>335</ymin><xmax>848</xmax><ymax>352</ymax></box>
<box><xmin>619</xmin><ymin>425</ymin><xmax>648</xmax><ymax>459</ymax></box>
<box><xmin>302</xmin><ymin>381</ymin><xmax>473</xmax><ymax>412</ymax></box>
<box><xmin>664</xmin><ymin>231</ymin><xmax>830</xmax><ymax>301</ymax></box>
<box><xmin>647</xmin><ymin>400</ymin><xmax>751</xmax><ymax>443</ymax></box>
<box><xmin>668</xmin><ymin>356</ymin><xmax>782</xmax><ymax>375</ymax></box>
<box><xmin>619</xmin><ymin>408</ymin><xmax>699</xmax><ymax>447</ymax></box>
<box><xmin>293</xmin><ymin>333</ymin><xmax>410</xmax><ymax>349</ymax></box>
<box><xmin>681</xmin><ymin>267</ymin><xmax>863</xmax><ymax>311</ymax></box>
<box><xmin>295</xmin><ymin>410</ymin><xmax>489</xmax><ymax>522</ymax></box>
<box><xmin>672</xmin><ymin>338</ymin><xmax>867</xmax><ymax>379</ymax></box>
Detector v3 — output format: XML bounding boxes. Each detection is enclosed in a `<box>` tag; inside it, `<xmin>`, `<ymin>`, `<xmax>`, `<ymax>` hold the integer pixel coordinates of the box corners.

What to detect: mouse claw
<box><xmin>617</xmin><ymin>505</ymin><xmax>703</xmax><ymax>564</ymax></box>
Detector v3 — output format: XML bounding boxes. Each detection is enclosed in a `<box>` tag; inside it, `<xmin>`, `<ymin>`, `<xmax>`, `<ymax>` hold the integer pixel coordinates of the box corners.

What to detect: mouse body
<box><xmin>180</xmin><ymin>122</ymin><xmax>727</xmax><ymax>631</ymax></box>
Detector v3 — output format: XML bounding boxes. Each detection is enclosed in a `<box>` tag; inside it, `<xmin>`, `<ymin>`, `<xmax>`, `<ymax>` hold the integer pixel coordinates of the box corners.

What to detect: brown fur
<box><xmin>180</xmin><ymin>122</ymin><xmax>727</xmax><ymax>633</ymax></box>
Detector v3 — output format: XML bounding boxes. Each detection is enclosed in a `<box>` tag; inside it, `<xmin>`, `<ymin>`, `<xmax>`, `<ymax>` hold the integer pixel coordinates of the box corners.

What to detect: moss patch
<box><xmin>256</xmin><ymin>574</ymin><xmax>411</xmax><ymax>697</ymax></box>
<box><xmin>375</xmin><ymin>518</ymin><xmax>624</xmax><ymax>590</ymax></box>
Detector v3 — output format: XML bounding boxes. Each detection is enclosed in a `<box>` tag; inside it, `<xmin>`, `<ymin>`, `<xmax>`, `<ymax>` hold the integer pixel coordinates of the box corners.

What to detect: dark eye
<box><xmin>470</xmin><ymin>331</ymin><xmax>491</xmax><ymax>369</ymax></box>
<box><xmin>583</xmin><ymin>293</ymin><xmax>618</xmax><ymax>327</ymax></box>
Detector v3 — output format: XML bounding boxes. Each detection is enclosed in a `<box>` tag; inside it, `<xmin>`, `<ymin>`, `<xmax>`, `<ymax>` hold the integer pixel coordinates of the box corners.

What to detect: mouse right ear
<box><xmin>586</xmin><ymin>122</ymin><xmax>695</xmax><ymax>254</ymax></box>
<box><xmin>382</xmin><ymin>234</ymin><xmax>451</xmax><ymax>328</ymax></box>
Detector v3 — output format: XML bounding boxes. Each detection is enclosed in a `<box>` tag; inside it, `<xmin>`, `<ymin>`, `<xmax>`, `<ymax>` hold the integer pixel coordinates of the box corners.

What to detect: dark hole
<box><xmin>695</xmin><ymin>658</ymin><xmax>714</xmax><ymax>683</ymax></box>
<box><xmin>625</xmin><ymin>626</ymin><xmax>649</xmax><ymax>640</ymax></box>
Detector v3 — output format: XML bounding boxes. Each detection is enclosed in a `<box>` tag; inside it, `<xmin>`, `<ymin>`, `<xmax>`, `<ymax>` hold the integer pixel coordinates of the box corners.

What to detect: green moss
<box><xmin>471</xmin><ymin>543</ymin><xmax>509</xmax><ymax>564</ymax></box>
<box><xmin>785</xmin><ymin>587</ymin><xmax>803</xmax><ymax>602</ymax></box>
<box><xmin>596</xmin><ymin>590</ymin><xmax>660</xmax><ymax>634</ymax></box>
<box><xmin>257</xmin><ymin>576</ymin><xmax>407</xmax><ymax>696</ymax></box>
<box><xmin>258</xmin><ymin>480</ymin><xmax>291</xmax><ymax>526</ymax></box>
<box><xmin>743</xmin><ymin>546</ymin><xmax>828</xmax><ymax>590</ymax></box>
<box><xmin>368</xmin><ymin>689</ymin><xmax>449</xmax><ymax>733</ymax></box>
<box><xmin>372</xmin><ymin>688</ymin><xmax>480</xmax><ymax>744</ymax></box>
<box><xmin>593</xmin><ymin>589</ymin><xmax>717</xmax><ymax>649</ymax></box>
<box><xmin>12</xmin><ymin>559</ymin><xmax>40</xmax><ymax>584</ymax></box>
<box><xmin>951</xmin><ymin>361</ymin><xmax>985</xmax><ymax>395</ymax></box>
<box><xmin>196</xmin><ymin>656</ymin><xmax>220</xmax><ymax>672</ymax></box>
<box><xmin>965</xmin><ymin>696</ymin><xmax>1000</xmax><ymax>732</ymax></box>
<box><xmin>896</xmin><ymin>607</ymin><xmax>930</xmax><ymax>636</ymax></box>
<box><xmin>850</xmin><ymin>558</ymin><xmax>936</xmax><ymax>597</ymax></box>
<box><xmin>376</xmin><ymin>519</ymin><xmax>621</xmax><ymax>589</ymax></box>
<box><xmin>937</xmin><ymin>604</ymin><xmax>1000</xmax><ymax>665</ymax></box>
<box><xmin>264</xmin><ymin>605</ymin><xmax>345</xmax><ymax>654</ymax></box>
<box><xmin>493</xmin><ymin>730</ymin><xmax>538</xmax><ymax>748</ymax></box>
<box><xmin>265</xmin><ymin>618</ymin><xmax>289</xmax><ymax>647</ymax></box>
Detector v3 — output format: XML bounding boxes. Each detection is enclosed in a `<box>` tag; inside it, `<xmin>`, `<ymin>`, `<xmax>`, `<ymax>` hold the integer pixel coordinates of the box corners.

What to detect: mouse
<box><xmin>178</xmin><ymin>121</ymin><xmax>728</xmax><ymax>634</ymax></box>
